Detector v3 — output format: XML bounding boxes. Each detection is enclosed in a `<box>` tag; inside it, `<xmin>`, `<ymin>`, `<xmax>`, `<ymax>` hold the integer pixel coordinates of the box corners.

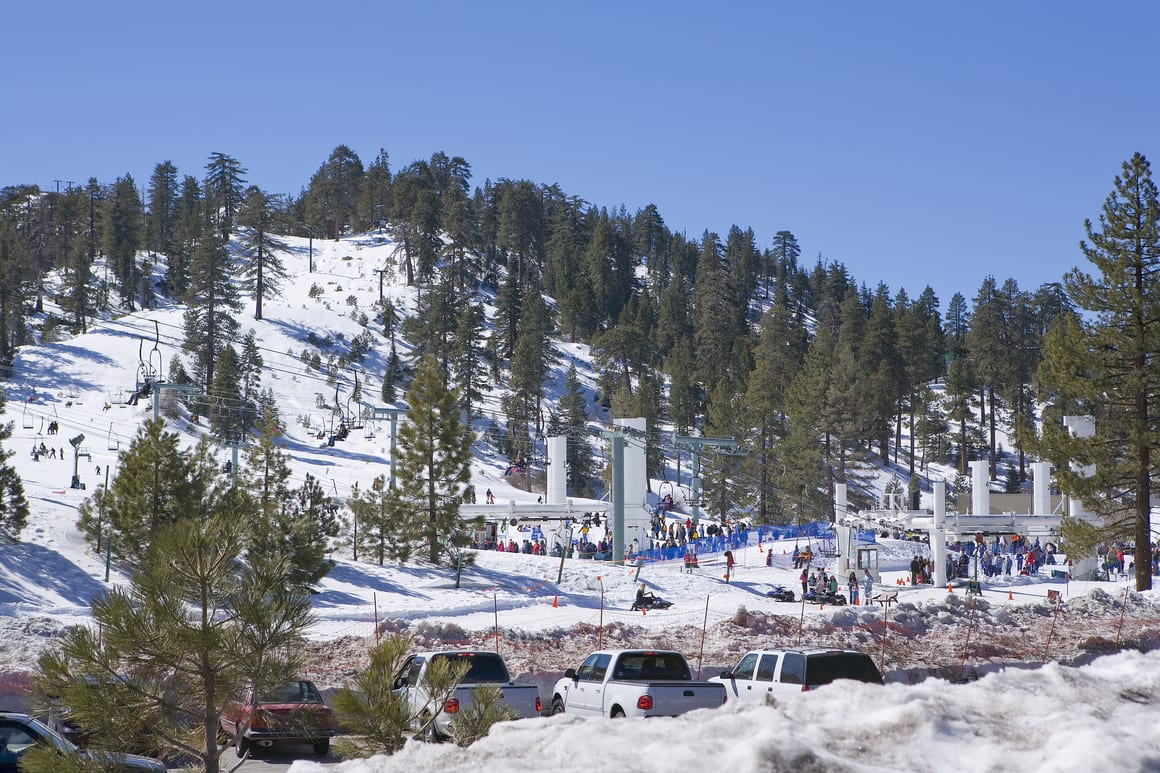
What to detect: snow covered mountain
<box><xmin>3</xmin><ymin>231</ymin><xmax>1160</xmax><ymax>772</ymax></box>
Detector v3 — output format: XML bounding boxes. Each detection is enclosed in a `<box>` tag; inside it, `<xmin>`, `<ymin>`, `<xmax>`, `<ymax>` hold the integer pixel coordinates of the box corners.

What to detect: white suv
<box><xmin>709</xmin><ymin>648</ymin><xmax>882</xmax><ymax>702</ymax></box>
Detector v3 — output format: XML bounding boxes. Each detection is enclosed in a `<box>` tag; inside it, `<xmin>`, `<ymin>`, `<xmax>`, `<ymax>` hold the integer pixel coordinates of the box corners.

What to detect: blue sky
<box><xmin>4</xmin><ymin>1</ymin><xmax>1157</xmax><ymax>309</ymax></box>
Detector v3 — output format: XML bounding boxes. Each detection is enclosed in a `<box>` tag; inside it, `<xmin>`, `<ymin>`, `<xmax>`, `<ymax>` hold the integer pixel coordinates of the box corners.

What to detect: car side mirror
<box><xmin>564</xmin><ymin>668</ymin><xmax>577</xmax><ymax>680</ymax></box>
<box><xmin>719</xmin><ymin>671</ymin><xmax>733</xmax><ymax>679</ymax></box>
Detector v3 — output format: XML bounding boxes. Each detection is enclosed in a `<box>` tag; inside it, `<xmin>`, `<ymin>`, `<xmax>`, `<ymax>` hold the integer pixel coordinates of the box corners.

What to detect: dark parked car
<box><xmin>0</xmin><ymin>712</ymin><xmax>165</xmax><ymax>773</ymax></box>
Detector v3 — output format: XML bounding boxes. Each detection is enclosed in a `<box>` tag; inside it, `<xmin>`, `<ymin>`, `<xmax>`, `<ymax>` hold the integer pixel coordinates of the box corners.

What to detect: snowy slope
<box><xmin>2</xmin><ymin>231</ymin><xmax>1160</xmax><ymax>772</ymax></box>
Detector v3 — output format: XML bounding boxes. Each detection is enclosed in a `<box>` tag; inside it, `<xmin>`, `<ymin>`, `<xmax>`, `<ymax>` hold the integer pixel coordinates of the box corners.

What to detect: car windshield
<box><xmin>804</xmin><ymin>653</ymin><xmax>883</xmax><ymax>686</ymax></box>
<box><xmin>20</xmin><ymin>716</ymin><xmax>77</xmax><ymax>754</ymax></box>
<box><xmin>260</xmin><ymin>681</ymin><xmax>323</xmax><ymax>703</ymax></box>
<box><xmin>611</xmin><ymin>652</ymin><xmax>691</xmax><ymax>681</ymax></box>
<box><xmin>430</xmin><ymin>653</ymin><xmax>511</xmax><ymax>683</ymax></box>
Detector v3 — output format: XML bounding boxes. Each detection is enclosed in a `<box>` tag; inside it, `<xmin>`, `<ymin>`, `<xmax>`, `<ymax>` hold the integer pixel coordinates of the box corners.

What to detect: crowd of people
<box><xmin>945</xmin><ymin>533</ymin><xmax>1059</xmax><ymax>580</ymax></box>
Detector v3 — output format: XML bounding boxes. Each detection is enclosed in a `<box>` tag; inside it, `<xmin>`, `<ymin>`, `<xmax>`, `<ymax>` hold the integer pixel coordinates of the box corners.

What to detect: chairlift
<box><xmin>107</xmin><ymin>422</ymin><xmax>120</xmax><ymax>451</ymax></box>
<box><xmin>346</xmin><ymin>372</ymin><xmax>364</xmax><ymax>429</ymax></box>
<box><xmin>147</xmin><ymin>320</ymin><xmax>164</xmax><ymax>382</ymax></box>
<box><xmin>363</xmin><ymin>412</ymin><xmax>377</xmax><ymax>440</ymax></box>
<box><xmin>21</xmin><ymin>401</ymin><xmax>33</xmax><ymax>429</ymax></box>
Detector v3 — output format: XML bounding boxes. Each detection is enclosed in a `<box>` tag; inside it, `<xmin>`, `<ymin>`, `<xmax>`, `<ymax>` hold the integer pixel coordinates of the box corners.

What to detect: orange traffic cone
<box><xmin>1007</xmin><ymin>590</ymin><xmax>1013</xmax><ymax>601</ymax></box>
<box><xmin>552</xmin><ymin>595</ymin><xmax>558</xmax><ymax>608</ymax></box>
<box><xmin>641</xmin><ymin>607</ymin><xmax>647</xmax><ymax>616</ymax></box>
<box><xmin>947</xmin><ymin>583</ymin><xmax>954</xmax><ymax>593</ymax></box>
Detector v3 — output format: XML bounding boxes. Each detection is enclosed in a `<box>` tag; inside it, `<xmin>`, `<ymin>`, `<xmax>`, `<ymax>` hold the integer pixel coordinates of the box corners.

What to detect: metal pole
<box><xmin>697</xmin><ymin>595</ymin><xmax>710</xmax><ymax>679</ymax></box>
<box><xmin>691</xmin><ymin>451</ymin><xmax>701</xmax><ymax>530</ymax></box>
<box><xmin>597</xmin><ymin>576</ymin><xmax>604</xmax><ymax>650</ymax></box>
<box><xmin>556</xmin><ymin>527</ymin><xmax>571</xmax><ymax>584</ymax></box>
<box><xmin>97</xmin><ymin>465</ymin><xmax>109</xmax><ymax>554</ymax></box>
<box><xmin>610</xmin><ymin>432</ymin><xmax>625</xmax><ymax>565</ymax></box>
<box><xmin>879</xmin><ymin>599</ymin><xmax>889</xmax><ymax>675</ymax></box>
<box><xmin>389</xmin><ymin>413</ymin><xmax>398</xmax><ymax>490</ymax></box>
<box><xmin>493</xmin><ymin>592</ymin><xmax>500</xmax><ymax>653</ymax></box>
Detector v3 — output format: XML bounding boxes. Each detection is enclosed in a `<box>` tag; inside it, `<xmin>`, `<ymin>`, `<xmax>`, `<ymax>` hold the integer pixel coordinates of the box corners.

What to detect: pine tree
<box><xmin>183</xmin><ymin>230</ymin><xmax>241</xmax><ymax>392</ymax></box>
<box><xmin>305</xmin><ymin>145</ymin><xmax>365</xmax><ymax>239</ymax></box>
<box><xmin>77</xmin><ymin>419</ymin><xmax>199</xmax><ymax>560</ymax></box>
<box><xmin>346</xmin><ymin>476</ymin><xmax>416</xmax><ymax>564</ymax></box>
<box><xmin>967</xmin><ymin>275</ymin><xmax>1013</xmax><ymax>478</ymax></box>
<box><xmin>103</xmin><ymin>175</ymin><xmax>143</xmax><ymax>310</ymax></box>
<box><xmin>556</xmin><ymin>365</ymin><xmax>596</xmax><ymax>496</ymax></box>
<box><xmin>1034</xmin><ymin>152</ymin><xmax>1160</xmax><ymax>592</ymax></box>
<box><xmin>204</xmin><ymin>152</ymin><xmax>247</xmax><ymax>237</ymax></box>
<box><xmin>664</xmin><ymin>338</ymin><xmax>698</xmax><ymax>434</ymax></box>
<box><xmin>769</xmin><ymin>230</ymin><xmax>801</xmax><ymax>298</ymax></box>
<box><xmin>699</xmin><ymin>378</ymin><xmax>747</xmax><ymax>520</ymax></box>
<box><xmin>861</xmin><ymin>285</ymin><xmax>902</xmax><ymax>462</ymax></box>
<box><xmin>34</xmin><ymin>514</ymin><xmax>313</xmax><ymax>773</ymax></box>
<box><xmin>693</xmin><ymin>231</ymin><xmax>744</xmax><ymax>393</ymax></box>
<box><xmin>146</xmin><ymin>160</ymin><xmax>180</xmax><ymax>257</ymax></box>
<box><xmin>356</xmin><ymin>148</ymin><xmax>392</xmax><ymax>233</ymax></box>
<box><xmin>450</xmin><ymin>300</ymin><xmax>488</xmax><ymax>419</ymax></box>
<box><xmin>209</xmin><ymin>344</ymin><xmax>246</xmax><ymax>441</ymax></box>
<box><xmin>396</xmin><ymin>355</ymin><xmax>475</xmax><ymax>564</ymax></box>
<box><xmin>0</xmin><ymin>386</ymin><xmax>29</xmax><ymax>536</ymax></box>
<box><xmin>508</xmin><ymin>284</ymin><xmax>554</xmax><ymax>443</ymax></box>
<box><xmin>782</xmin><ymin>326</ymin><xmax>836</xmax><ymax>526</ymax></box>
<box><xmin>237</xmin><ymin>186</ymin><xmax>289</xmax><ymax>320</ymax></box>
<box><xmin>742</xmin><ymin>286</ymin><xmax>807</xmax><ymax>523</ymax></box>
<box><xmin>234</xmin><ymin>407</ymin><xmax>336</xmax><ymax>590</ymax></box>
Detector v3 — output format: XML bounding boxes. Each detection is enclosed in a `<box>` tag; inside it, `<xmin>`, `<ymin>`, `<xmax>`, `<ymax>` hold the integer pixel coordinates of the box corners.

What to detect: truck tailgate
<box><xmin>638</xmin><ymin>681</ymin><xmax>727</xmax><ymax>716</ymax></box>
<box><xmin>451</xmin><ymin>684</ymin><xmax>541</xmax><ymax>719</ymax></box>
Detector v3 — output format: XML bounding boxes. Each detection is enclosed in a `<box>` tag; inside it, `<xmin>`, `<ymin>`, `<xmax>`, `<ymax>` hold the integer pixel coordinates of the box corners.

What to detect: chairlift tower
<box><xmin>668</xmin><ymin>433</ymin><xmax>741</xmax><ymax>529</ymax></box>
<box><xmin>369</xmin><ymin>405</ymin><xmax>406</xmax><ymax>490</ymax></box>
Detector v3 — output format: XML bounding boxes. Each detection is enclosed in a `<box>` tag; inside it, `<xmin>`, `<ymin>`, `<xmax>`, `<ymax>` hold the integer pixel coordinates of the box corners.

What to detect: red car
<box><xmin>220</xmin><ymin>680</ymin><xmax>334</xmax><ymax>756</ymax></box>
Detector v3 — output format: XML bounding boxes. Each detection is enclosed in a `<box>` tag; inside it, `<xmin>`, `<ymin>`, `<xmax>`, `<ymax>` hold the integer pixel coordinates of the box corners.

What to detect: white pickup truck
<box><xmin>393</xmin><ymin>650</ymin><xmax>542</xmax><ymax>741</ymax></box>
<box><xmin>550</xmin><ymin>649</ymin><xmax>726</xmax><ymax>719</ymax></box>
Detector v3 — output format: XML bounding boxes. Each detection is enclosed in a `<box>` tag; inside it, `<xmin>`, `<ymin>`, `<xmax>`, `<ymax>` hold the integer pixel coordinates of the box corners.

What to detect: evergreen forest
<box><xmin>3</xmin><ymin>146</ymin><xmax>1159</xmax><ymax>592</ymax></box>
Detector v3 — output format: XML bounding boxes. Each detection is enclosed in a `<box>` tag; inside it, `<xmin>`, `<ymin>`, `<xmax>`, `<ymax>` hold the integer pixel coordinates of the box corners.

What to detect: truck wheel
<box><xmin>420</xmin><ymin>714</ymin><xmax>443</xmax><ymax>743</ymax></box>
<box><xmin>312</xmin><ymin>738</ymin><xmax>330</xmax><ymax>756</ymax></box>
<box><xmin>551</xmin><ymin>697</ymin><xmax>565</xmax><ymax>715</ymax></box>
<box><xmin>610</xmin><ymin>707</ymin><xmax>625</xmax><ymax>718</ymax></box>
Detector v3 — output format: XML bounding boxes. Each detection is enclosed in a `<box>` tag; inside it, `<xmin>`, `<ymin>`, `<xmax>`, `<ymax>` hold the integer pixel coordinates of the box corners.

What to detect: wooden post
<box><xmin>1115</xmin><ymin>586</ymin><xmax>1130</xmax><ymax>650</ymax></box>
<box><xmin>958</xmin><ymin>595</ymin><xmax>978</xmax><ymax>681</ymax></box>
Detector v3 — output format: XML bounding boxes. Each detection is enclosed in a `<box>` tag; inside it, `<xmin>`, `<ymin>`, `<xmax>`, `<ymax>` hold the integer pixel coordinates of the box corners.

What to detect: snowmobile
<box><xmin>802</xmin><ymin>589</ymin><xmax>847</xmax><ymax>606</ymax></box>
<box><xmin>631</xmin><ymin>595</ymin><xmax>674</xmax><ymax>611</ymax></box>
<box><xmin>765</xmin><ymin>585</ymin><xmax>796</xmax><ymax>602</ymax></box>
